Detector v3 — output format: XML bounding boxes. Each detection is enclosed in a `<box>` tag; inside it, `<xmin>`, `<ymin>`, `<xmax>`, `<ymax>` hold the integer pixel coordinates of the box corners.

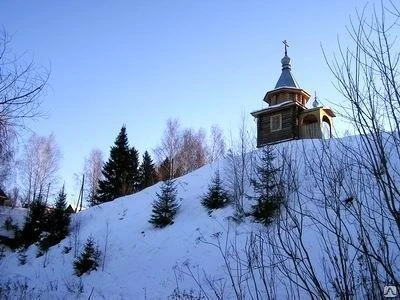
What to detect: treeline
<box><xmin>2</xmin><ymin>187</ymin><xmax>70</xmax><ymax>257</ymax></box>
<box><xmin>92</xmin><ymin>125</ymin><xmax>158</xmax><ymax>205</ymax></box>
<box><xmin>90</xmin><ymin>119</ymin><xmax>226</xmax><ymax>205</ymax></box>
<box><xmin>0</xmin><ymin>118</ymin><xmax>226</xmax><ymax>208</ymax></box>
<box><xmin>2</xmin><ymin>187</ymin><xmax>102</xmax><ymax>277</ymax></box>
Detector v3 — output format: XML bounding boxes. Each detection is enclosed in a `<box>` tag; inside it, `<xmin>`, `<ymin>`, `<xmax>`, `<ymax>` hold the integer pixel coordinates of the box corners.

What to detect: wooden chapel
<box><xmin>251</xmin><ymin>41</ymin><xmax>335</xmax><ymax>147</ymax></box>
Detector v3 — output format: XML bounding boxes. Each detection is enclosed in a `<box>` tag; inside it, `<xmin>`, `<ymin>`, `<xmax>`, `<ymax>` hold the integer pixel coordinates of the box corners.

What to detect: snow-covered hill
<box><xmin>1</xmin><ymin>152</ymin><xmax>242</xmax><ymax>299</ymax></box>
<box><xmin>1</xmin><ymin>136</ymin><xmax>399</xmax><ymax>299</ymax></box>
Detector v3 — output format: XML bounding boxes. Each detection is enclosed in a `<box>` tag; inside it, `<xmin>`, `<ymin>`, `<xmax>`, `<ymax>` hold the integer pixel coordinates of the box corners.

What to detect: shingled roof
<box><xmin>274</xmin><ymin>54</ymin><xmax>299</xmax><ymax>89</ymax></box>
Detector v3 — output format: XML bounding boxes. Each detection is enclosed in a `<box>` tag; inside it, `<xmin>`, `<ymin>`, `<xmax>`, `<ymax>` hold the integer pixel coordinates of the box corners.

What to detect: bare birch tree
<box><xmin>325</xmin><ymin>0</ymin><xmax>400</xmax><ymax>231</ymax></box>
<box><xmin>225</xmin><ymin>113</ymin><xmax>255</xmax><ymax>218</ymax></box>
<box><xmin>19</xmin><ymin>133</ymin><xmax>61</xmax><ymax>206</ymax></box>
<box><xmin>0</xmin><ymin>126</ymin><xmax>15</xmax><ymax>188</ymax></box>
<box><xmin>208</xmin><ymin>124</ymin><xmax>226</xmax><ymax>163</ymax></box>
<box><xmin>0</xmin><ymin>30</ymin><xmax>48</xmax><ymax>189</ymax></box>
<box><xmin>155</xmin><ymin>118</ymin><xmax>182</xmax><ymax>178</ymax></box>
<box><xmin>155</xmin><ymin>119</ymin><xmax>209</xmax><ymax>178</ymax></box>
<box><xmin>177</xmin><ymin>128</ymin><xmax>208</xmax><ymax>174</ymax></box>
<box><xmin>84</xmin><ymin>148</ymin><xmax>104</xmax><ymax>206</ymax></box>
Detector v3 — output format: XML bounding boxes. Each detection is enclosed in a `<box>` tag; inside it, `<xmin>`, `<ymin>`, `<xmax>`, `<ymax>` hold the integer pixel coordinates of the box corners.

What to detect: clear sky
<box><xmin>0</xmin><ymin>0</ymin><xmax>377</xmax><ymax>201</ymax></box>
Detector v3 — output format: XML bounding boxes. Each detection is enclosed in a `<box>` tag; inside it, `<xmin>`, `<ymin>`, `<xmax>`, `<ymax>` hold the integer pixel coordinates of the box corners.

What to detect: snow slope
<box><xmin>0</xmin><ymin>136</ymin><xmax>399</xmax><ymax>299</ymax></box>
<box><xmin>0</xmin><ymin>207</ymin><xmax>26</xmax><ymax>239</ymax></box>
<box><xmin>1</xmin><ymin>157</ymin><xmax>242</xmax><ymax>299</ymax></box>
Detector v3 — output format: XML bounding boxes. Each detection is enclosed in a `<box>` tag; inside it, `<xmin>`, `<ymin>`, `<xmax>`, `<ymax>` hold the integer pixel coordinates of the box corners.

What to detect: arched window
<box><xmin>322</xmin><ymin>115</ymin><xmax>331</xmax><ymax>138</ymax></box>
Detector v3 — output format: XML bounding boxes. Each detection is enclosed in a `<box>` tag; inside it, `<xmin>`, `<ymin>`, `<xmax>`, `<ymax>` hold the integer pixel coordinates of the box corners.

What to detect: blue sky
<box><xmin>0</xmin><ymin>0</ymin><xmax>376</xmax><ymax>201</ymax></box>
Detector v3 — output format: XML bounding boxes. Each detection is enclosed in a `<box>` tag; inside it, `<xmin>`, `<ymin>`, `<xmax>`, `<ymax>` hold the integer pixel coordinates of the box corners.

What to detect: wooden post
<box><xmin>75</xmin><ymin>174</ymin><xmax>85</xmax><ymax>212</ymax></box>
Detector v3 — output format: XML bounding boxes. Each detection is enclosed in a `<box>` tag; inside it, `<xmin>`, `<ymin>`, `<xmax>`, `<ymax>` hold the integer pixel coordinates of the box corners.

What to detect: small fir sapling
<box><xmin>201</xmin><ymin>170</ymin><xmax>231</xmax><ymax>211</ymax></box>
<box><xmin>73</xmin><ymin>236</ymin><xmax>101</xmax><ymax>276</ymax></box>
<box><xmin>149</xmin><ymin>179</ymin><xmax>179</xmax><ymax>228</ymax></box>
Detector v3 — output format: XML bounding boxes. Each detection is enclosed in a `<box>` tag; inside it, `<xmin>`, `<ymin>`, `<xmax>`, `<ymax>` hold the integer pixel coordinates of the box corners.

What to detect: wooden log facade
<box><xmin>256</xmin><ymin>105</ymin><xmax>297</xmax><ymax>145</ymax></box>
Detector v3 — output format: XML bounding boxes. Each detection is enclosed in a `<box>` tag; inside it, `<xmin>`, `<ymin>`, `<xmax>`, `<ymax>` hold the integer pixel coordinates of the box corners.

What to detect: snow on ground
<box><xmin>0</xmin><ymin>158</ymin><xmax>240</xmax><ymax>299</ymax></box>
<box><xmin>0</xmin><ymin>207</ymin><xmax>26</xmax><ymax>238</ymax></box>
<box><xmin>0</xmin><ymin>135</ymin><xmax>398</xmax><ymax>299</ymax></box>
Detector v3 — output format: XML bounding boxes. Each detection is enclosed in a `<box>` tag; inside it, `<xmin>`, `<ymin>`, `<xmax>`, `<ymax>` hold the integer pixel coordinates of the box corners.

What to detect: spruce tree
<box><xmin>21</xmin><ymin>198</ymin><xmax>47</xmax><ymax>247</ymax></box>
<box><xmin>128</xmin><ymin>147</ymin><xmax>140</xmax><ymax>192</ymax></box>
<box><xmin>149</xmin><ymin>179</ymin><xmax>179</xmax><ymax>228</ymax></box>
<box><xmin>73</xmin><ymin>236</ymin><xmax>101</xmax><ymax>276</ymax></box>
<box><xmin>96</xmin><ymin>126</ymin><xmax>140</xmax><ymax>202</ymax></box>
<box><xmin>157</xmin><ymin>157</ymin><xmax>184</xmax><ymax>180</ymax></box>
<box><xmin>50</xmin><ymin>186</ymin><xmax>70</xmax><ymax>239</ymax></box>
<box><xmin>158</xmin><ymin>157</ymin><xmax>172</xmax><ymax>181</ymax></box>
<box><xmin>39</xmin><ymin>186</ymin><xmax>71</xmax><ymax>252</ymax></box>
<box><xmin>138</xmin><ymin>151</ymin><xmax>158</xmax><ymax>190</ymax></box>
<box><xmin>201</xmin><ymin>171</ymin><xmax>231</xmax><ymax>211</ymax></box>
<box><xmin>251</xmin><ymin>146</ymin><xmax>285</xmax><ymax>225</ymax></box>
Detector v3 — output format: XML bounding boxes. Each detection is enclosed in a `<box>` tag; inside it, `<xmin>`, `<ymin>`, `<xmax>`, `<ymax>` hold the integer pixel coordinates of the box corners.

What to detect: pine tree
<box><xmin>149</xmin><ymin>179</ymin><xmax>179</xmax><ymax>228</ymax></box>
<box><xmin>251</xmin><ymin>146</ymin><xmax>285</xmax><ymax>225</ymax></box>
<box><xmin>39</xmin><ymin>186</ymin><xmax>71</xmax><ymax>252</ymax></box>
<box><xmin>96</xmin><ymin>126</ymin><xmax>140</xmax><ymax>202</ymax></box>
<box><xmin>201</xmin><ymin>171</ymin><xmax>231</xmax><ymax>211</ymax></box>
<box><xmin>138</xmin><ymin>151</ymin><xmax>158</xmax><ymax>190</ymax></box>
<box><xmin>73</xmin><ymin>236</ymin><xmax>101</xmax><ymax>276</ymax></box>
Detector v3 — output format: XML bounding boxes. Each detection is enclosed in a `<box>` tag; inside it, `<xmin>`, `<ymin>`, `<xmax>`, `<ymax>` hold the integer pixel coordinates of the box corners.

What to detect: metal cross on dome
<box><xmin>283</xmin><ymin>40</ymin><xmax>289</xmax><ymax>56</ymax></box>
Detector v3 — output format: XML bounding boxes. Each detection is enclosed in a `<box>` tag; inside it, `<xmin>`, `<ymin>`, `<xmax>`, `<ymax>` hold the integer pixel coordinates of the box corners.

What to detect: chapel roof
<box><xmin>274</xmin><ymin>43</ymin><xmax>299</xmax><ymax>89</ymax></box>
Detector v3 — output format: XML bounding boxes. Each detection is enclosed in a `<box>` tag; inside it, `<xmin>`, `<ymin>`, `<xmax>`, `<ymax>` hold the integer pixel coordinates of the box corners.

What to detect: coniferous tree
<box><xmin>39</xmin><ymin>186</ymin><xmax>71</xmax><ymax>252</ymax></box>
<box><xmin>128</xmin><ymin>146</ymin><xmax>140</xmax><ymax>192</ymax></box>
<box><xmin>73</xmin><ymin>236</ymin><xmax>101</xmax><ymax>276</ymax></box>
<box><xmin>96</xmin><ymin>126</ymin><xmax>140</xmax><ymax>203</ymax></box>
<box><xmin>201</xmin><ymin>171</ymin><xmax>231</xmax><ymax>211</ymax></box>
<box><xmin>158</xmin><ymin>157</ymin><xmax>172</xmax><ymax>181</ymax></box>
<box><xmin>149</xmin><ymin>179</ymin><xmax>179</xmax><ymax>228</ymax></box>
<box><xmin>138</xmin><ymin>151</ymin><xmax>158</xmax><ymax>190</ymax></box>
<box><xmin>157</xmin><ymin>157</ymin><xmax>184</xmax><ymax>181</ymax></box>
<box><xmin>21</xmin><ymin>197</ymin><xmax>47</xmax><ymax>247</ymax></box>
<box><xmin>50</xmin><ymin>185</ymin><xmax>70</xmax><ymax>239</ymax></box>
<box><xmin>251</xmin><ymin>146</ymin><xmax>285</xmax><ymax>225</ymax></box>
